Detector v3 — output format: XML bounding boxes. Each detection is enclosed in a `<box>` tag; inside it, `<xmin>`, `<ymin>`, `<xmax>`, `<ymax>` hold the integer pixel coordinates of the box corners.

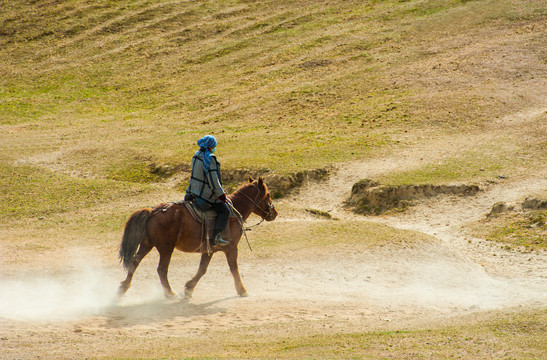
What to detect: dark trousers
<box><xmin>194</xmin><ymin>197</ymin><xmax>230</xmax><ymax>237</ymax></box>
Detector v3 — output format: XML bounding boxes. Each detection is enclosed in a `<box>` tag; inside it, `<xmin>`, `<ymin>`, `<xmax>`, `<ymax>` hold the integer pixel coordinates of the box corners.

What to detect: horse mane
<box><xmin>230</xmin><ymin>178</ymin><xmax>268</xmax><ymax>203</ymax></box>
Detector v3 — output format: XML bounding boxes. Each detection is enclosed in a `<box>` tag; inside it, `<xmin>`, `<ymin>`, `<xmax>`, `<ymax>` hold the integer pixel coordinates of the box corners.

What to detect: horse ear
<box><xmin>258</xmin><ymin>176</ymin><xmax>264</xmax><ymax>188</ymax></box>
<box><xmin>248</xmin><ymin>175</ymin><xmax>254</xmax><ymax>183</ymax></box>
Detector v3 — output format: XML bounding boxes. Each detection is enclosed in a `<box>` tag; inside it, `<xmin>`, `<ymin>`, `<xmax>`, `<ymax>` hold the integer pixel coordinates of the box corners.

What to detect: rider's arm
<box><xmin>206</xmin><ymin>155</ymin><xmax>225</xmax><ymax>200</ymax></box>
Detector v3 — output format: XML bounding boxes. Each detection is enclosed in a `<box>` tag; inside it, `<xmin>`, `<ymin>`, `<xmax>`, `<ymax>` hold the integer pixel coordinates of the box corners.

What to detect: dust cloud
<box><xmin>258</xmin><ymin>250</ymin><xmax>547</xmax><ymax>314</ymax></box>
<box><xmin>0</xmin><ymin>264</ymin><xmax>120</xmax><ymax>322</ymax></box>
<box><xmin>364</xmin><ymin>258</ymin><xmax>547</xmax><ymax>310</ymax></box>
<box><xmin>0</xmin><ymin>247</ymin><xmax>175</xmax><ymax>323</ymax></box>
<box><xmin>1</xmin><ymin>246</ymin><xmax>545</xmax><ymax>324</ymax></box>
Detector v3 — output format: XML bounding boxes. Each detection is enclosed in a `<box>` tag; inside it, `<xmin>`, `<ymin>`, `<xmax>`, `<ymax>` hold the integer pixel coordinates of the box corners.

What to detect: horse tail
<box><xmin>119</xmin><ymin>209</ymin><xmax>152</xmax><ymax>271</ymax></box>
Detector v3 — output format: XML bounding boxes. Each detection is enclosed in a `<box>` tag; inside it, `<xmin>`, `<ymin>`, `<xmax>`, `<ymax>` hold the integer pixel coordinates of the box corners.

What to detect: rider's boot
<box><xmin>211</xmin><ymin>230</ymin><xmax>229</xmax><ymax>246</ymax></box>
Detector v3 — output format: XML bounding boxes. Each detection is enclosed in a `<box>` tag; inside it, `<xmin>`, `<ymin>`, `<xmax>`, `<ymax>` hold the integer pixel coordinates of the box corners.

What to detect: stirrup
<box><xmin>212</xmin><ymin>233</ymin><xmax>229</xmax><ymax>246</ymax></box>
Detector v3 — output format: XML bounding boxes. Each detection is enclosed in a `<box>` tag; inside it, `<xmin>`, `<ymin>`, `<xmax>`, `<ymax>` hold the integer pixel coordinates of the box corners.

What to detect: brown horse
<box><xmin>118</xmin><ymin>176</ymin><xmax>277</xmax><ymax>298</ymax></box>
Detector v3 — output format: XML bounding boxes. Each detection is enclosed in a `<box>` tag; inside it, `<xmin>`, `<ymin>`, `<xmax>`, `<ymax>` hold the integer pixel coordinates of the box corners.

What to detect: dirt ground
<box><xmin>1</xmin><ymin>108</ymin><xmax>546</xmax><ymax>359</ymax></box>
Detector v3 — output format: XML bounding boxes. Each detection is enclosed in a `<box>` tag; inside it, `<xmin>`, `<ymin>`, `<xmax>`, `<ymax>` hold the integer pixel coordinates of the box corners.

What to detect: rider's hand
<box><xmin>219</xmin><ymin>194</ymin><xmax>227</xmax><ymax>203</ymax></box>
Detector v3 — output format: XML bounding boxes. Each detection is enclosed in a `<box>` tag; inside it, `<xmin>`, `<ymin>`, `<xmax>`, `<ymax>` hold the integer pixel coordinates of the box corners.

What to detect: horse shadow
<box><xmin>101</xmin><ymin>294</ymin><xmax>239</xmax><ymax>328</ymax></box>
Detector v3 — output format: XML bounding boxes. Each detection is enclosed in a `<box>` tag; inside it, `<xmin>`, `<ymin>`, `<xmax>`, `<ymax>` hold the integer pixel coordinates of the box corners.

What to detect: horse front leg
<box><xmin>118</xmin><ymin>243</ymin><xmax>153</xmax><ymax>297</ymax></box>
<box><xmin>184</xmin><ymin>252</ymin><xmax>213</xmax><ymax>298</ymax></box>
<box><xmin>225</xmin><ymin>248</ymin><xmax>248</xmax><ymax>297</ymax></box>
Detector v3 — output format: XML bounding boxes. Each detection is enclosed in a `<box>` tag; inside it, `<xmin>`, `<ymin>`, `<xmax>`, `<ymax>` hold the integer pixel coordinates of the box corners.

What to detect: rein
<box><xmin>229</xmin><ymin>183</ymin><xmax>275</xmax><ymax>251</ymax></box>
<box><xmin>245</xmin><ymin>216</ymin><xmax>265</xmax><ymax>229</ymax></box>
<box><xmin>239</xmin><ymin>184</ymin><xmax>275</xmax><ymax>222</ymax></box>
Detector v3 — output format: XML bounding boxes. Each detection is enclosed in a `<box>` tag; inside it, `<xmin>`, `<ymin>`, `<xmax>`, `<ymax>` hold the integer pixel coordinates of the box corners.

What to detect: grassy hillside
<box><xmin>1</xmin><ymin>0</ymin><xmax>546</xmax><ymax>219</ymax></box>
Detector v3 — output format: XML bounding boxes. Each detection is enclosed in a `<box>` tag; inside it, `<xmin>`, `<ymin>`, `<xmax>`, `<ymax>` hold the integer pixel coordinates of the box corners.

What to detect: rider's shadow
<box><xmin>101</xmin><ymin>295</ymin><xmax>239</xmax><ymax>328</ymax></box>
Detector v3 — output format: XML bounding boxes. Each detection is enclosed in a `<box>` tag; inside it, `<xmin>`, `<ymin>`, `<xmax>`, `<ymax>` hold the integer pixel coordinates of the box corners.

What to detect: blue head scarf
<box><xmin>197</xmin><ymin>135</ymin><xmax>217</xmax><ymax>172</ymax></box>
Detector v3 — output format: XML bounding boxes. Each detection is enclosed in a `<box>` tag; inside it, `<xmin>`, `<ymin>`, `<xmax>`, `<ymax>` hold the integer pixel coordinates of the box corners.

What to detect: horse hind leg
<box><xmin>157</xmin><ymin>246</ymin><xmax>177</xmax><ymax>298</ymax></box>
<box><xmin>118</xmin><ymin>243</ymin><xmax>153</xmax><ymax>296</ymax></box>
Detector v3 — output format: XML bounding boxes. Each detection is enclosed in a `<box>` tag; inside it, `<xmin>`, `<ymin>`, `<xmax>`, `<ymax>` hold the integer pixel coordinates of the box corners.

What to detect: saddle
<box><xmin>173</xmin><ymin>200</ymin><xmax>241</xmax><ymax>253</ymax></box>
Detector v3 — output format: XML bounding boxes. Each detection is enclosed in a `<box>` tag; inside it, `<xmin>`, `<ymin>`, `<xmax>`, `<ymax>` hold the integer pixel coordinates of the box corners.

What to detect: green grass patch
<box><xmin>251</xmin><ymin>218</ymin><xmax>434</xmax><ymax>255</ymax></box>
<box><xmin>472</xmin><ymin>210</ymin><xmax>547</xmax><ymax>251</ymax></box>
<box><xmin>379</xmin><ymin>155</ymin><xmax>501</xmax><ymax>185</ymax></box>
<box><xmin>0</xmin><ymin>163</ymin><xmax>150</xmax><ymax>219</ymax></box>
<box><xmin>106</xmin><ymin>158</ymin><xmax>168</xmax><ymax>183</ymax></box>
<box><xmin>376</xmin><ymin>141</ymin><xmax>543</xmax><ymax>186</ymax></box>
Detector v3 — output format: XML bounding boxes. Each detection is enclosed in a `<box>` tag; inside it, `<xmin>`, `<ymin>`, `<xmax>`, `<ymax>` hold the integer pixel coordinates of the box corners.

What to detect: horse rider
<box><xmin>185</xmin><ymin>135</ymin><xmax>230</xmax><ymax>246</ymax></box>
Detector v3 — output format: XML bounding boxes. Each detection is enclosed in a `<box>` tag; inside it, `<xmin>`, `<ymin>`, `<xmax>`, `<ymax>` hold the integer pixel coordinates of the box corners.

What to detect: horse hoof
<box><xmin>164</xmin><ymin>290</ymin><xmax>177</xmax><ymax>299</ymax></box>
<box><xmin>239</xmin><ymin>291</ymin><xmax>249</xmax><ymax>297</ymax></box>
<box><xmin>166</xmin><ymin>295</ymin><xmax>181</xmax><ymax>304</ymax></box>
<box><xmin>184</xmin><ymin>289</ymin><xmax>193</xmax><ymax>299</ymax></box>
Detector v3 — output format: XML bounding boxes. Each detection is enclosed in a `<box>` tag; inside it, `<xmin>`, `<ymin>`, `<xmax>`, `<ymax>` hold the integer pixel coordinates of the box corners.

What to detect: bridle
<box><xmin>227</xmin><ymin>182</ymin><xmax>275</xmax><ymax>252</ymax></box>
<box><xmin>239</xmin><ymin>182</ymin><xmax>276</xmax><ymax>223</ymax></box>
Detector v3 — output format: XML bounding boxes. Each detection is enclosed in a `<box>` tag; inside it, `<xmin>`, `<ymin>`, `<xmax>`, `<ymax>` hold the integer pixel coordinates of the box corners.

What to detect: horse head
<box><xmin>246</xmin><ymin>175</ymin><xmax>278</xmax><ymax>221</ymax></box>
